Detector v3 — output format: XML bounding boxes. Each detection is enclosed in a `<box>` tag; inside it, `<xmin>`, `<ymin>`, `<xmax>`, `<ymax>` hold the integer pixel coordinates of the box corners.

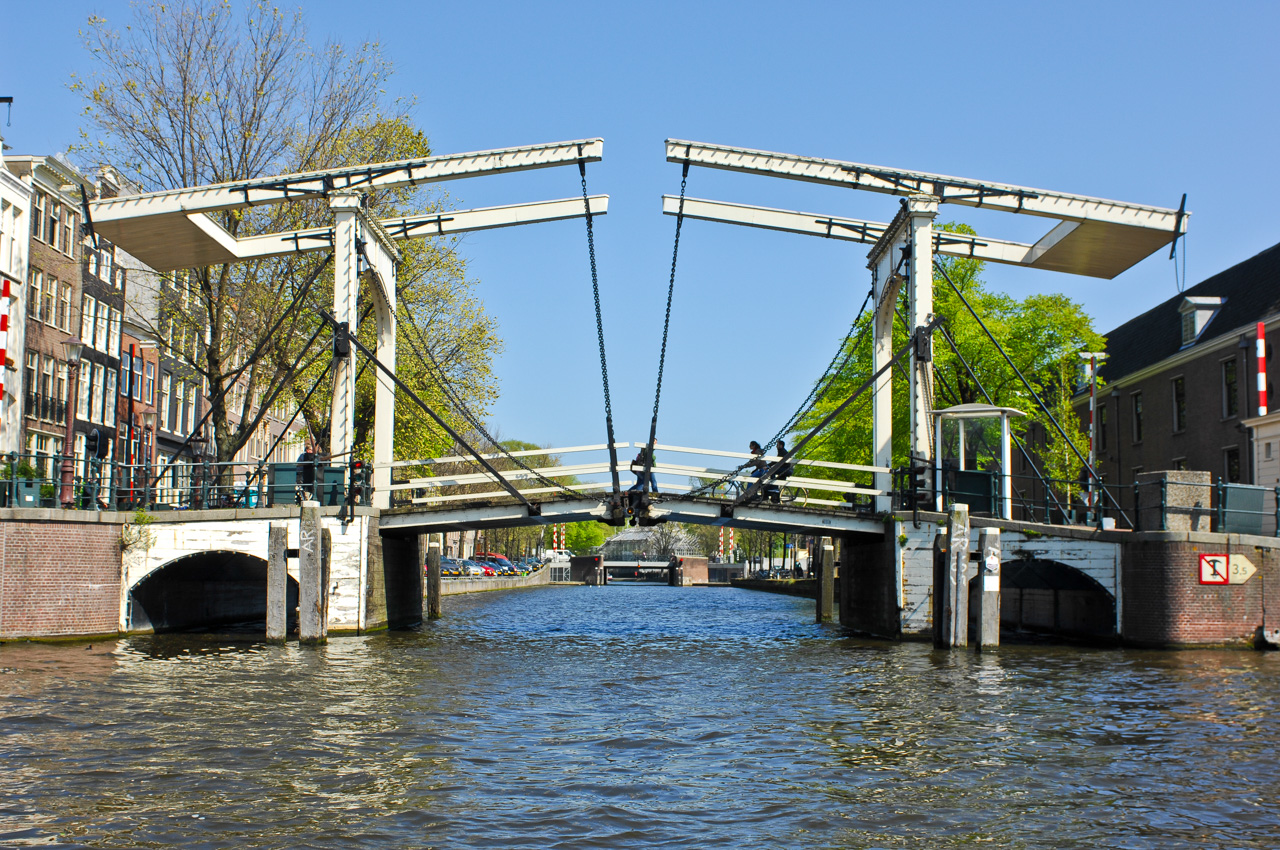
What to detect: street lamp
<box><xmin>59</xmin><ymin>338</ymin><xmax>85</xmax><ymax>509</ymax></box>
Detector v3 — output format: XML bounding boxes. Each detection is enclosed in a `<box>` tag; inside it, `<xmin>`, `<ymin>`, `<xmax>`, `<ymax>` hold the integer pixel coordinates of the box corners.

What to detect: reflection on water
<box><xmin>2</xmin><ymin>585</ymin><xmax>1279</xmax><ymax>848</ymax></box>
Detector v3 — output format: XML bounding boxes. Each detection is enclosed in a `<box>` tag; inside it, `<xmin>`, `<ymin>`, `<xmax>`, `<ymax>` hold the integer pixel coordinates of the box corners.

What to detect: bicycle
<box><xmin>722</xmin><ymin>477</ymin><xmax>808</xmax><ymax>507</ymax></box>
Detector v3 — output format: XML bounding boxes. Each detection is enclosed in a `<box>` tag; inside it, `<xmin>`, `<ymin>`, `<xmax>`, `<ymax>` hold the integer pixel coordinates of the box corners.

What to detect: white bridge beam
<box><xmin>665</xmin><ymin>139</ymin><xmax>1185</xmax><ymax>279</ymax></box>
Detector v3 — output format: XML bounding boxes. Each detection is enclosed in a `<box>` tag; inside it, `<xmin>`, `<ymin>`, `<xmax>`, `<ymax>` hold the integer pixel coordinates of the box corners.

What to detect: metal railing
<box><xmin>1131</xmin><ymin>478</ymin><xmax>1279</xmax><ymax>536</ymax></box>
<box><xmin>23</xmin><ymin>392</ymin><xmax>68</xmax><ymax>424</ymax></box>
<box><xmin>0</xmin><ymin>451</ymin><xmax>370</xmax><ymax>513</ymax></box>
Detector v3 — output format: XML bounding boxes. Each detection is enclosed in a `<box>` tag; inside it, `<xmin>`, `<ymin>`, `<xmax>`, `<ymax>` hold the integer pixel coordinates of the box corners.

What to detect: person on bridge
<box><xmin>297</xmin><ymin>440</ymin><xmax>318</xmax><ymax>502</ymax></box>
<box><xmin>629</xmin><ymin>447</ymin><xmax>659</xmax><ymax>494</ymax></box>
<box><xmin>748</xmin><ymin>441</ymin><xmax>783</xmax><ymax>504</ymax></box>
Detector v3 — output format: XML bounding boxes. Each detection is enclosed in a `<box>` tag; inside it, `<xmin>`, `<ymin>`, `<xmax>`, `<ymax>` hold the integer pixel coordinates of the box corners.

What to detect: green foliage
<box><xmin>549</xmin><ymin>522</ymin><xmax>605</xmax><ymax>554</ymax></box>
<box><xmin>794</xmin><ymin>222</ymin><xmax>1104</xmax><ymax>502</ymax></box>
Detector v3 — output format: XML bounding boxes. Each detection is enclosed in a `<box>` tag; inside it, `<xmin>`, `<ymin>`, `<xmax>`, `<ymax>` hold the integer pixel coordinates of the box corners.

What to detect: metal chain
<box><xmin>641</xmin><ymin>162</ymin><xmax>689</xmax><ymax>472</ymax></box>
<box><xmin>579</xmin><ymin>162</ymin><xmax>621</xmax><ymax>497</ymax></box>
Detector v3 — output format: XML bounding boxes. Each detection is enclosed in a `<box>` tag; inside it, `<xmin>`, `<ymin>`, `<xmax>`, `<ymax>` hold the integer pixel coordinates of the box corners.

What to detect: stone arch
<box><xmin>994</xmin><ymin>558</ymin><xmax>1116</xmax><ymax>641</ymax></box>
<box><xmin>128</xmin><ymin>550</ymin><xmax>297</xmax><ymax>634</ymax></box>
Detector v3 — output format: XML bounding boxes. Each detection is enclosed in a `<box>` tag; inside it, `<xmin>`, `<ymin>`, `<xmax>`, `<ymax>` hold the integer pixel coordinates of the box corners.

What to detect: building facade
<box><xmin>0</xmin><ymin>140</ymin><xmax>31</xmax><ymax>454</ymax></box>
<box><xmin>1081</xmin><ymin>241</ymin><xmax>1280</xmax><ymax>509</ymax></box>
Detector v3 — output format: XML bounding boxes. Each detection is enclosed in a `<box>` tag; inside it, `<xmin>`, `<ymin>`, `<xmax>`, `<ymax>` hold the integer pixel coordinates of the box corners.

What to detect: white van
<box><xmin>543</xmin><ymin>549</ymin><xmax>573</xmax><ymax>563</ymax></box>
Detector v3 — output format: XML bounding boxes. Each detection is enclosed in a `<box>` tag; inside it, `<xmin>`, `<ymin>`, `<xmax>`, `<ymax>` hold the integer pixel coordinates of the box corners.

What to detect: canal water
<box><xmin>3</xmin><ymin>585</ymin><xmax>1278</xmax><ymax>849</ymax></box>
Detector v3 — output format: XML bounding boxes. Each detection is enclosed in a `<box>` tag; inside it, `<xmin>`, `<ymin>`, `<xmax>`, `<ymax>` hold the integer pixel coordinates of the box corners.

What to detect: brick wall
<box><xmin>1121</xmin><ymin>537</ymin><xmax>1280</xmax><ymax>647</ymax></box>
<box><xmin>0</xmin><ymin>519</ymin><xmax>122</xmax><ymax>639</ymax></box>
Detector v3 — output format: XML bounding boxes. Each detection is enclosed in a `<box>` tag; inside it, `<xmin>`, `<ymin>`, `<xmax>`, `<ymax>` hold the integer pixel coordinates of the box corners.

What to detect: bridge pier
<box><xmin>298</xmin><ymin>502</ymin><xmax>330</xmax><ymax>644</ymax></box>
<box><xmin>815</xmin><ymin>536</ymin><xmax>835</xmax><ymax>622</ymax></box>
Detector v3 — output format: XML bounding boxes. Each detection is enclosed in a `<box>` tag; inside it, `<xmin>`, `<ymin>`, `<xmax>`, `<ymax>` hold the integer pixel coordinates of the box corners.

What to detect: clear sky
<box><xmin>4</xmin><ymin>0</ymin><xmax>1278</xmax><ymax>457</ymax></box>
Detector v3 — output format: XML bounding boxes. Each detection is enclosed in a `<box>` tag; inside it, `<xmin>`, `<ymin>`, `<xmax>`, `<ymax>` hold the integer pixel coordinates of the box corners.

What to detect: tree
<box><xmin>551</xmin><ymin>522</ymin><xmax>605</xmax><ymax>554</ymax></box>
<box><xmin>793</xmin><ymin>223</ymin><xmax>1105</xmax><ymax>502</ymax></box>
<box><xmin>74</xmin><ymin>1</ymin><xmax>498</xmax><ymax>467</ymax></box>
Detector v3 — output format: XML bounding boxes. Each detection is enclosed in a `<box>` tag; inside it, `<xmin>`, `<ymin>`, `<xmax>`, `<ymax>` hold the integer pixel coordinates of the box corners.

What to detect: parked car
<box><xmin>439</xmin><ymin>557</ymin><xmax>460</xmax><ymax>577</ymax></box>
<box><xmin>461</xmin><ymin>561</ymin><xmax>485</xmax><ymax>577</ymax></box>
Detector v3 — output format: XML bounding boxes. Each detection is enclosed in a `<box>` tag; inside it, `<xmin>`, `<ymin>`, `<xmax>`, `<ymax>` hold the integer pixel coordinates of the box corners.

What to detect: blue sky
<box><xmin>4</xmin><ymin>1</ymin><xmax>1278</xmax><ymax>456</ymax></box>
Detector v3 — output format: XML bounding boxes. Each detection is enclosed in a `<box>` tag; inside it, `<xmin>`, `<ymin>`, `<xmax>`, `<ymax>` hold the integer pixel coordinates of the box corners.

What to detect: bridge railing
<box><xmin>382</xmin><ymin>442</ymin><xmax>893</xmax><ymax>510</ymax></box>
<box><xmin>0</xmin><ymin>452</ymin><xmax>370</xmax><ymax>512</ymax></box>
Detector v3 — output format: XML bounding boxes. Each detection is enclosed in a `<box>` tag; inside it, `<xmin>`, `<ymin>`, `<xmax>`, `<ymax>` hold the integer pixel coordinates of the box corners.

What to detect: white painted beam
<box><xmin>665</xmin><ymin>139</ymin><xmax>1181</xmax><ymax>230</ymax></box>
<box><xmin>223</xmin><ymin>196</ymin><xmax>609</xmax><ymax>260</ymax></box>
<box><xmin>663</xmin><ymin>196</ymin><xmax>1036</xmax><ymax>268</ymax></box>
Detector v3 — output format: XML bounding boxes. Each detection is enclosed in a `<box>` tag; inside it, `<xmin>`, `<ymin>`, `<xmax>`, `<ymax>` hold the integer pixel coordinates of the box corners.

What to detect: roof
<box><xmin>1099</xmin><ymin>240</ymin><xmax>1280</xmax><ymax>383</ymax></box>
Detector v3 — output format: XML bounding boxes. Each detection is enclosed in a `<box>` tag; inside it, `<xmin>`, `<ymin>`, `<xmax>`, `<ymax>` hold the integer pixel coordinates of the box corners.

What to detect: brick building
<box><xmin>1083</xmin><ymin>240</ymin><xmax>1280</xmax><ymax>503</ymax></box>
<box><xmin>4</xmin><ymin>154</ymin><xmax>95</xmax><ymax>479</ymax></box>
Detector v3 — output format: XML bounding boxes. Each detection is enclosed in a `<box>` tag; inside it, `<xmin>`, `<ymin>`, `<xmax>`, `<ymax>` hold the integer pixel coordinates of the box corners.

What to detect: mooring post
<box><xmin>425</xmin><ymin>533</ymin><xmax>442</xmax><ymax>620</ymax></box>
<box><xmin>266</xmin><ymin>523</ymin><xmax>288</xmax><ymax>643</ymax></box>
<box><xmin>816</xmin><ymin>536</ymin><xmax>836</xmax><ymax>623</ymax></box>
<box><xmin>932</xmin><ymin>526</ymin><xmax>948</xmax><ymax>647</ymax></box>
<box><xmin>975</xmin><ymin>527</ymin><xmax>1001</xmax><ymax>650</ymax></box>
<box><xmin>298</xmin><ymin>501</ymin><xmax>327</xmax><ymax>644</ymax></box>
<box><xmin>943</xmin><ymin>504</ymin><xmax>970</xmax><ymax>648</ymax></box>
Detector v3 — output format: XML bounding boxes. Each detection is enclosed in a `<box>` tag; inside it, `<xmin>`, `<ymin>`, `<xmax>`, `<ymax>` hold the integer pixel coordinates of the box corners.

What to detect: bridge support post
<box><xmin>267</xmin><ymin>523</ymin><xmax>288</xmax><ymax>643</ymax></box>
<box><xmin>935</xmin><ymin>504</ymin><xmax>969</xmax><ymax>648</ymax></box>
<box><xmin>423</xmin><ymin>533</ymin><xmax>442</xmax><ymax>620</ymax></box>
<box><xmin>815</xmin><ymin>536</ymin><xmax>836</xmax><ymax>623</ymax></box>
<box><xmin>299</xmin><ymin>502</ymin><xmax>329</xmax><ymax>644</ymax></box>
<box><xmin>975</xmin><ymin>527</ymin><xmax>1001</xmax><ymax>650</ymax></box>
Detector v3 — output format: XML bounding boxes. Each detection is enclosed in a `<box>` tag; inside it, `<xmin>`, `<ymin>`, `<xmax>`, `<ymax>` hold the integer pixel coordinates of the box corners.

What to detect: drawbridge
<box><xmin>89</xmin><ymin>135</ymin><xmax>1185</xmax><ymax>541</ymax></box>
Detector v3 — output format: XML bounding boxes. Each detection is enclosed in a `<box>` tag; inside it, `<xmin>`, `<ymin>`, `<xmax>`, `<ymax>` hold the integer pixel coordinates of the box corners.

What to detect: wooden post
<box><xmin>816</xmin><ymin>536</ymin><xmax>835</xmax><ymax>623</ymax></box>
<box><xmin>266</xmin><ymin>523</ymin><xmax>288</xmax><ymax>643</ymax></box>
<box><xmin>298</xmin><ymin>501</ymin><xmax>327</xmax><ymax>644</ymax></box>
<box><xmin>975</xmin><ymin>527</ymin><xmax>1001</xmax><ymax>650</ymax></box>
<box><xmin>944</xmin><ymin>504</ymin><xmax>970</xmax><ymax>648</ymax></box>
<box><xmin>425</xmin><ymin>533</ymin><xmax>442</xmax><ymax>620</ymax></box>
<box><xmin>932</xmin><ymin>526</ymin><xmax>948</xmax><ymax>648</ymax></box>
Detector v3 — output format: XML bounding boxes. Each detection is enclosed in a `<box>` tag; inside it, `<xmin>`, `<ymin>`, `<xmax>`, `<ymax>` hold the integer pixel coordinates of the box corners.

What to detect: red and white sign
<box><xmin>1198</xmin><ymin>553</ymin><xmax>1257</xmax><ymax>585</ymax></box>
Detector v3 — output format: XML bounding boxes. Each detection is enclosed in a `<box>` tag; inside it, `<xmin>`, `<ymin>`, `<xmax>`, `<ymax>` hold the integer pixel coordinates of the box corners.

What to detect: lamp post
<box><xmin>59</xmin><ymin>338</ymin><xmax>85</xmax><ymax>509</ymax></box>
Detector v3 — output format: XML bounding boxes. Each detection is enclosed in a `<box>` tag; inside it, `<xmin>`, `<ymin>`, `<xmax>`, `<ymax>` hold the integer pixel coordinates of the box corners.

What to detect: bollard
<box><xmin>425</xmin><ymin>534</ymin><xmax>442</xmax><ymax>620</ymax></box>
<box><xmin>932</xmin><ymin>525</ymin><xmax>948</xmax><ymax>648</ymax></box>
<box><xmin>942</xmin><ymin>504</ymin><xmax>970</xmax><ymax>648</ymax></box>
<box><xmin>974</xmin><ymin>527</ymin><xmax>1001</xmax><ymax>650</ymax></box>
<box><xmin>266</xmin><ymin>524</ymin><xmax>289</xmax><ymax>642</ymax></box>
<box><xmin>298</xmin><ymin>501</ymin><xmax>327</xmax><ymax>644</ymax></box>
<box><xmin>815</xmin><ymin>536</ymin><xmax>835</xmax><ymax>623</ymax></box>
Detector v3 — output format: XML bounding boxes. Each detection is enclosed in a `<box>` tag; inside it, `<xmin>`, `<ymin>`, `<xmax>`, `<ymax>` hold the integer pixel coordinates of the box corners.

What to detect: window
<box><xmin>56</xmin><ymin>362</ymin><xmax>68</xmax><ymax>404</ymax></box>
<box><xmin>160</xmin><ymin>372</ymin><xmax>172</xmax><ymax>430</ymax></box>
<box><xmin>42</xmin><ymin>275</ymin><xmax>55</xmax><ymax>324</ymax></box>
<box><xmin>145</xmin><ymin>362</ymin><xmax>156</xmax><ymax>405</ymax></box>
<box><xmin>184</xmin><ymin>381</ymin><xmax>195</xmax><ymax>433</ymax></box>
<box><xmin>104</xmin><ymin>369</ymin><xmax>116</xmax><ymax>424</ymax></box>
<box><xmin>1171</xmin><ymin>376</ymin><xmax>1186</xmax><ymax>433</ymax></box>
<box><xmin>78</xmin><ymin>358</ymin><xmax>91</xmax><ymax>419</ymax></box>
<box><xmin>31</xmin><ymin>193</ymin><xmax>45</xmax><ymax>241</ymax></box>
<box><xmin>120</xmin><ymin>356</ymin><xmax>132</xmax><ymax>397</ymax></box>
<box><xmin>1223</xmin><ymin>359</ymin><xmax>1239</xmax><ymax>418</ymax></box>
<box><xmin>24</xmin><ymin>353</ymin><xmax>37</xmax><ymax>406</ymax></box>
<box><xmin>27</xmin><ymin>269</ymin><xmax>40</xmax><ymax>319</ymax></box>
<box><xmin>95</xmin><ymin>305</ymin><xmax>109</xmax><ymax>353</ymax></box>
<box><xmin>48</xmin><ymin>199</ymin><xmax>61</xmax><ymax>251</ymax></box>
<box><xmin>110</xmin><ymin>308</ymin><xmax>122</xmax><ymax>356</ymax></box>
<box><xmin>1267</xmin><ymin>442</ymin><xmax>1274</xmax><ymax>461</ymax></box>
<box><xmin>81</xmin><ymin>295</ymin><xmax>95</xmax><ymax>344</ymax></box>
<box><xmin>1131</xmin><ymin>392</ymin><xmax>1143</xmax><ymax>443</ymax></box>
<box><xmin>1225</xmin><ymin>446</ymin><xmax>1241</xmax><ymax>483</ymax></box>
<box><xmin>133</xmin><ymin>355</ymin><xmax>144</xmax><ymax>401</ymax></box>
<box><xmin>91</xmin><ymin>362</ymin><xmax>105</xmax><ymax>424</ymax></box>
<box><xmin>61</xmin><ymin>209</ymin><xmax>76</xmax><ymax>256</ymax></box>
<box><xmin>1098</xmin><ymin>403</ymin><xmax>1108</xmax><ymax>452</ymax></box>
<box><xmin>58</xmin><ymin>283</ymin><xmax>72</xmax><ymax>331</ymax></box>
<box><xmin>40</xmin><ymin>358</ymin><xmax>53</xmax><ymax>404</ymax></box>
<box><xmin>175</xmin><ymin>380</ymin><xmax>186</xmax><ymax>433</ymax></box>
<box><xmin>1172</xmin><ymin>457</ymin><xmax>1187</xmax><ymax>471</ymax></box>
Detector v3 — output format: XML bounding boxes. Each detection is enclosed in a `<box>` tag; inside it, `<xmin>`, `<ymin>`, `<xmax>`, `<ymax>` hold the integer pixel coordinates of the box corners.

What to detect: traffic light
<box><xmin>349</xmin><ymin>460</ymin><xmax>370</xmax><ymax>504</ymax></box>
<box><xmin>85</xmin><ymin>428</ymin><xmax>107</xmax><ymax>459</ymax></box>
<box><xmin>909</xmin><ymin>464</ymin><xmax>930</xmax><ymax>509</ymax></box>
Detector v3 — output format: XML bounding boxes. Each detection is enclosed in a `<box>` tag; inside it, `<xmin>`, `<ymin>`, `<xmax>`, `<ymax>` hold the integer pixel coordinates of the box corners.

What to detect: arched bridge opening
<box><xmin>129</xmin><ymin>552</ymin><xmax>299</xmax><ymax>635</ymax></box>
<box><xmin>994</xmin><ymin>559</ymin><xmax>1116</xmax><ymax>643</ymax></box>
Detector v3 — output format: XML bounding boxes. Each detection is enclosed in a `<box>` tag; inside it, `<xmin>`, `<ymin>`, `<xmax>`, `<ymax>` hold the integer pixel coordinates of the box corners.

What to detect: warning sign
<box><xmin>1199</xmin><ymin>554</ymin><xmax>1229</xmax><ymax>585</ymax></box>
<box><xmin>1198</xmin><ymin>554</ymin><xmax>1258</xmax><ymax>585</ymax></box>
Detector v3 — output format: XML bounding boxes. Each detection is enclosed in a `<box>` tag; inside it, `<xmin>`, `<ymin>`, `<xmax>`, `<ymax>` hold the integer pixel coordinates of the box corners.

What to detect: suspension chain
<box><xmin>579</xmin><ymin>161</ymin><xmax>621</xmax><ymax>497</ymax></box>
<box><xmin>644</xmin><ymin>162</ymin><xmax>689</xmax><ymax>453</ymax></box>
